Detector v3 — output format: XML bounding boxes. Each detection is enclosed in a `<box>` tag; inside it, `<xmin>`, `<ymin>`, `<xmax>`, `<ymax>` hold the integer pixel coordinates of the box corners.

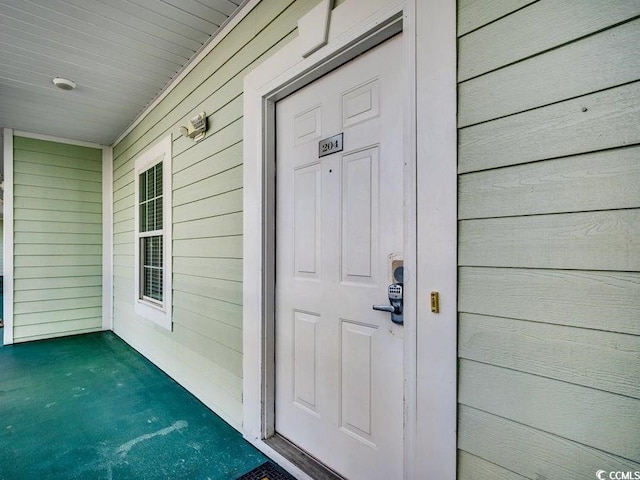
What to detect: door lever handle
<box><xmin>372</xmin><ymin>304</ymin><xmax>396</xmax><ymax>313</ymax></box>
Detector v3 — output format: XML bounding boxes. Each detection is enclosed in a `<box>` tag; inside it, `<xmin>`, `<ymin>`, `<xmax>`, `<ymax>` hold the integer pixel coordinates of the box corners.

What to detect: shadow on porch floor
<box><xmin>0</xmin><ymin>330</ymin><xmax>270</xmax><ymax>480</ymax></box>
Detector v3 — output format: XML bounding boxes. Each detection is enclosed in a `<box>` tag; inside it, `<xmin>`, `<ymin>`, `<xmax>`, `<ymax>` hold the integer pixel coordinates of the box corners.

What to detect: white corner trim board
<box><xmin>242</xmin><ymin>0</ymin><xmax>457</xmax><ymax>478</ymax></box>
<box><xmin>102</xmin><ymin>146</ymin><xmax>114</xmax><ymax>331</ymax></box>
<box><xmin>3</xmin><ymin>128</ymin><xmax>14</xmax><ymax>345</ymax></box>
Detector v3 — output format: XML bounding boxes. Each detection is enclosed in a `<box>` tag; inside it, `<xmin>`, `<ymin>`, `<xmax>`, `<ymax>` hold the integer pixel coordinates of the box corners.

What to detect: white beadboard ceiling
<box><xmin>0</xmin><ymin>0</ymin><xmax>243</xmax><ymax>145</ymax></box>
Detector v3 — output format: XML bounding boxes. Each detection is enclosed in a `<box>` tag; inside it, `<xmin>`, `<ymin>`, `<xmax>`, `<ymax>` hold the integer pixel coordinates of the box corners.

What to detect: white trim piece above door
<box><xmin>3</xmin><ymin>128</ymin><xmax>14</xmax><ymax>346</ymax></box>
<box><xmin>242</xmin><ymin>0</ymin><xmax>456</xmax><ymax>478</ymax></box>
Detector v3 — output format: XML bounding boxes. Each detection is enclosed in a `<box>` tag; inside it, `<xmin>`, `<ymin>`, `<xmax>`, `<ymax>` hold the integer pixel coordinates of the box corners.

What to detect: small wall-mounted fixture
<box><xmin>179</xmin><ymin>112</ymin><xmax>207</xmax><ymax>142</ymax></box>
<box><xmin>52</xmin><ymin>77</ymin><xmax>76</xmax><ymax>91</ymax></box>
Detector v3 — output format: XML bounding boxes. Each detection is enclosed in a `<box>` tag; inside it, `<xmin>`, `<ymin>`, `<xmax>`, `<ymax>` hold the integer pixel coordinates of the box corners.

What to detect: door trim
<box><xmin>242</xmin><ymin>1</ymin><xmax>457</xmax><ymax>478</ymax></box>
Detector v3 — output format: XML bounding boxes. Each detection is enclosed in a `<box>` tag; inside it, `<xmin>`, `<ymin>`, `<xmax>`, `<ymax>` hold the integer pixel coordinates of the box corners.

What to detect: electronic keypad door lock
<box><xmin>372</xmin><ymin>283</ymin><xmax>403</xmax><ymax>325</ymax></box>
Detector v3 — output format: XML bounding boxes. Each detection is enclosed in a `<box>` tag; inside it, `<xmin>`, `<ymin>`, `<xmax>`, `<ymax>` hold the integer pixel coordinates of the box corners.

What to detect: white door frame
<box><xmin>242</xmin><ymin>1</ymin><xmax>457</xmax><ymax>478</ymax></box>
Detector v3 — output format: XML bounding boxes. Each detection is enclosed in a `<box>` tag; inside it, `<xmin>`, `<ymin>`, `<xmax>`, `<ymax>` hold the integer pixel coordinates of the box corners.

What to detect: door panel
<box><xmin>275</xmin><ymin>34</ymin><xmax>404</xmax><ymax>480</ymax></box>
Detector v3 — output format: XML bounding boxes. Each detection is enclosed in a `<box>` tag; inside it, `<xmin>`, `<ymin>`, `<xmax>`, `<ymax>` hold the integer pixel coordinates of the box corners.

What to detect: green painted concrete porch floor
<box><xmin>0</xmin><ymin>331</ymin><xmax>268</xmax><ymax>479</ymax></box>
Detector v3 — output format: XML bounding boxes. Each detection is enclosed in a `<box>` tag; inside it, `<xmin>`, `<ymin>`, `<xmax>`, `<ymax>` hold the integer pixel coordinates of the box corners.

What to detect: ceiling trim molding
<box><xmin>14</xmin><ymin>130</ymin><xmax>106</xmax><ymax>149</ymax></box>
<box><xmin>112</xmin><ymin>0</ymin><xmax>261</xmax><ymax>146</ymax></box>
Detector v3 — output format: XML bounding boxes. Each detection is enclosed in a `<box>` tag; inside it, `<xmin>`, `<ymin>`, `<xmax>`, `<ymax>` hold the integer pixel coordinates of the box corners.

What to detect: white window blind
<box><xmin>139</xmin><ymin>162</ymin><xmax>163</xmax><ymax>303</ymax></box>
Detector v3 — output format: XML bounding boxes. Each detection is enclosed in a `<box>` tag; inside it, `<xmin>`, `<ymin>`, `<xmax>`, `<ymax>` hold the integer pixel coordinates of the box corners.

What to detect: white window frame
<box><xmin>134</xmin><ymin>135</ymin><xmax>172</xmax><ymax>330</ymax></box>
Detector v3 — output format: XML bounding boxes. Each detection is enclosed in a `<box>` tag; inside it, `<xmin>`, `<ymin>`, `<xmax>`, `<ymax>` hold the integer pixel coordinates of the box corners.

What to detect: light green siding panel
<box><xmin>14</xmin><ymin>232</ymin><xmax>102</xmax><ymax>245</ymax></box>
<box><xmin>14</xmin><ymin>286</ymin><xmax>102</xmax><ymax>303</ymax></box>
<box><xmin>113</xmin><ymin>194</ymin><xmax>134</xmax><ymax>214</ymax></box>
<box><xmin>12</xmin><ymin>150</ymin><xmax>102</xmax><ymax>171</ymax></box>
<box><xmin>14</xmin><ymin>221</ymin><xmax>101</xmax><ymax>235</ymax></box>
<box><xmin>173</xmin><ymin>121</ymin><xmax>242</xmax><ymax>175</ymax></box>
<box><xmin>14</xmin><ymin>265</ymin><xmax>102</xmax><ymax>279</ymax></box>
<box><xmin>173</xmin><ymin>257</ymin><xmax>242</xmax><ymax>282</ymax></box>
<box><xmin>13</xmin><ymin>160</ymin><xmax>104</xmax><ymax>182</ymax></box>
<box><xmin>14</xmin><ymin>208</ymin><xmax>102</xmax><ymax>224</ymax></box>
<box><xmin>459</xmin><ymin>209</ymin><xmax>640</xmax><ymax>271</ymax></box>
<box><xmin>113</xmin><ymin>265</ymin><xmax>134</xmax><ymax>280</ymax></box>
<box><xmin>14</xmin><ymin>185</ymin><xmax>101</xmax><ymax>203</ymax></box>
<box><xmin>457</xmin><ymin>1</ymin><xmax>640</xmax><ymax>475</ymax></box>
<box><xmin>113</xmin><ymin>232</ymin><xmax>134</xmax><ymax>247</ymax></box>
<box><xmin>13</xmin><ymin>136</ymin><xmax>102</xmax><ymax>342</ymax></box>
<box><xmin>457</xmin><ymin>451</ymin><xmax>528</xmax><ymax>480</ymax></box>
<box><xmin>113</xmin><ymin>167</ymin><xmax>134</xmax><ymax>192</ymax></box>
<box><xmin>14</xmin><ymin>255</ymin><xmax>102</xmax><ymax>267</ymax></box>
<box><xmin>459</xmin><ymin>267</ymin><xmax>640</xmax><ymax>335</ymax></box>
<box><xmin>113</xmin><ymin>218</ymin><xmax>134</xmax><ymax>235</ymax></box>
<box><xmin>113</xmin><ymin>155</ymin><xmax>133</xmax><ymax>181</ymax></box>
<box><xmin>173</xmin><ymin>212</ymin><xmax>243</xmax><ymax>240</ymax></box>
<box><xmin>172</xmin><ymin>306</ymin><xmax>242</xmax><ymax>352</ymax></box>
<box><xmin>173</xmin><ymin>165</ymin><xmax>242</xmax><ymax>206</ymax></box>
<box><xmin>173</xmin><ymin>273</ymin><xmax>242</xmax><ymax>306</ymax></box>
<box><xmin>173</xmin><ymin>142</ymin><xmax>242</xmax><ymax>190</ymax></box>
<box><xmin>459</xmin><ymin>406</ymin><xmax>640</xmax><ymax>479</ymax></box>
<box><xmin>14</xmin><ymin>296</ymin><xmax>101</xmax><ymax>315</ymax></box>
<box><xmin>113</xmin><ymin>254</ymin><xmax>133</xmax><ymax>268</ymax></box>
<box><xmin>14</xmin><ymin>196</ymin><xmax>102</xmax><ymax>214</ymax></box>
<box><xmin>14</xmin><ymin>307</ymin><xmax>102</xmax><ymax>326</ymax></box>
<box><xmin>169</xmin><ymin>88</ymin><xmax>243</xmax><ymax>160</ymax></box>
<box><xmin>173</xmin><ymin>189</ymin><xmax>242</xmax><ymax>224</ymax></box>
<box><xmin>113</xmin><ymin>243</ymin><xmax>132</xmax><ymax>257</ymax></box>
<box><xmin>171</xmin><ymin>93</ymin><xmax>242</xmax><ymax>158</ymax></box>
<box><xmin>172</xmin><ymin>323</ymin><xmax>242</xmax><ymax>378</ymax></box>
<box><xmin>458</xmin><ymin>1</ymin><xmax>640</xmax><ymax>81</ymax></box>
<box><xmin>13</xmin><ymin>136</ymin><xmax>101</xmax><ymax>160</ymax></box>
<box><xmin>113</xmin><ymin>282</ymin><xmax>134</xmax><ymax>307</ymax></box>
<box><xmin>173</xmin><ymin>291</ymin><xmax>242</xmax><ymax>329</ymax></box>
<box><xmin>14</xmin><ymin>173</ymin><xmax>101</xmax><ymax>193</ymax></box>
<box><xmin>113</xmin><ymin>183</ymin><xmax>135</xmax><ymax>202</ymax></box>
<box><xmin>459</xmin><ymin>19</ymin><xmax>640</xmax><ymax>127</ymax></box>
<box><xmin>14</xmin><ymin>320</ymin><xmax>101</xmax><ymax>342</ymax></box>
<box><xmin>173</xmin><ymin>236</ymin><xmax>242</xmax><ymax>259</ymax></box>
<box><xmin>457</xmin><ymin>0</ymin><xmax>536</xmax><ymax>36</ymax></box>
<box><xmin>14</xmin><ymin>276</ymin><xmax>102</xmax><ymax>291</ymax></box>
<box><xmin>459</xmin><ymin>147</ymin><xmax>640</xmax><ymax>219</ymax></box>
<box><xmin>113</xmin><ymin>208</ymin><xmax>134</xmax><ymax>225</ymax></box>
<box><xmin>459</xmin><ymin>313</ymin><xmax>640</xmax><ymax>399</ymax></box>
<box><xmin>459</xmin><ymin>81</ymin><xmax>640</xmax><ymax>174</ymax></box>
<box><xmin>459</xmin><ymin>360</ymin><xmax>640</xmax><ymax>461</ymax></box>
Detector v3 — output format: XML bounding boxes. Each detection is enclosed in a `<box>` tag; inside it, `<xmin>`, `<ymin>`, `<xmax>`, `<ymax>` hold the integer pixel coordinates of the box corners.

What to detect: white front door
<box><xmin>275</xmin><ymin>35</ymin><xmax>405</xmax><ymax>479</ymax></box>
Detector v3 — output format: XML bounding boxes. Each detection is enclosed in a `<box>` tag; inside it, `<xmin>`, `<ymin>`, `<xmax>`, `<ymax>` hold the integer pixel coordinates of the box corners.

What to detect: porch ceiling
<box><xmin>0</xmin><ymin>0</ymin><xmax>243</xmax><ymax>145</ymax></box>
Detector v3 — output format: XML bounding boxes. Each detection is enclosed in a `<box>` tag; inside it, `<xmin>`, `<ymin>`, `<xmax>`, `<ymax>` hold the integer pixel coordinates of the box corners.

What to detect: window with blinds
<box><xmin>139</xmin><ymin>163</ymin><xmax>163</xmax><ymax>303</ymax></box>
<box><xmin>133</xmin><ymin>135</ymin><xmax>172</xmax><ymax>330</ymax></box>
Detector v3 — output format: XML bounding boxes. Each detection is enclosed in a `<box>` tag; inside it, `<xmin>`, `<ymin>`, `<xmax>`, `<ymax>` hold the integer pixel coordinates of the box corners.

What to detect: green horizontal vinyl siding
<box><xmin>457</xmin><ymin>1</ymin><xmax>640</xmax><ymax>478</ymax></box>
<box><xmin>12</xmin><ymin>136</ymin><xmax>102</xmax><ymax>343</ymax></box>
<box><xmin>111</xmin><ymin>0</ymin><xmax>317</xmax><ymax>429</ymax></box>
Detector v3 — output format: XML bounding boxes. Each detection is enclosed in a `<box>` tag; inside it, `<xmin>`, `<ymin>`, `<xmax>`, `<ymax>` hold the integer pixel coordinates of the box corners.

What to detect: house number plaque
<box><xmin>319</xmin><ymin>133</ymin><xmax>343</xmax><ymax>157</ymax></box>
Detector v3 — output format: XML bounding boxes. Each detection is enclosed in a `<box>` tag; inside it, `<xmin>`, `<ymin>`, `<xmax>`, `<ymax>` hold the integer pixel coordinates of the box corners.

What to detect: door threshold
<box><xmin>264</xmin><ymin>434</ymin><xmax>345</xmax><ymax>480</ymax></box>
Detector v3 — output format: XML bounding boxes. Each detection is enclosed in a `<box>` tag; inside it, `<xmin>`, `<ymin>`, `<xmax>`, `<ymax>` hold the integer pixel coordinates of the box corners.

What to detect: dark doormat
<box><xmin>236</xmin><ymin>461</ymin><xmax>296</xmax><ymax>480</ymax></box>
